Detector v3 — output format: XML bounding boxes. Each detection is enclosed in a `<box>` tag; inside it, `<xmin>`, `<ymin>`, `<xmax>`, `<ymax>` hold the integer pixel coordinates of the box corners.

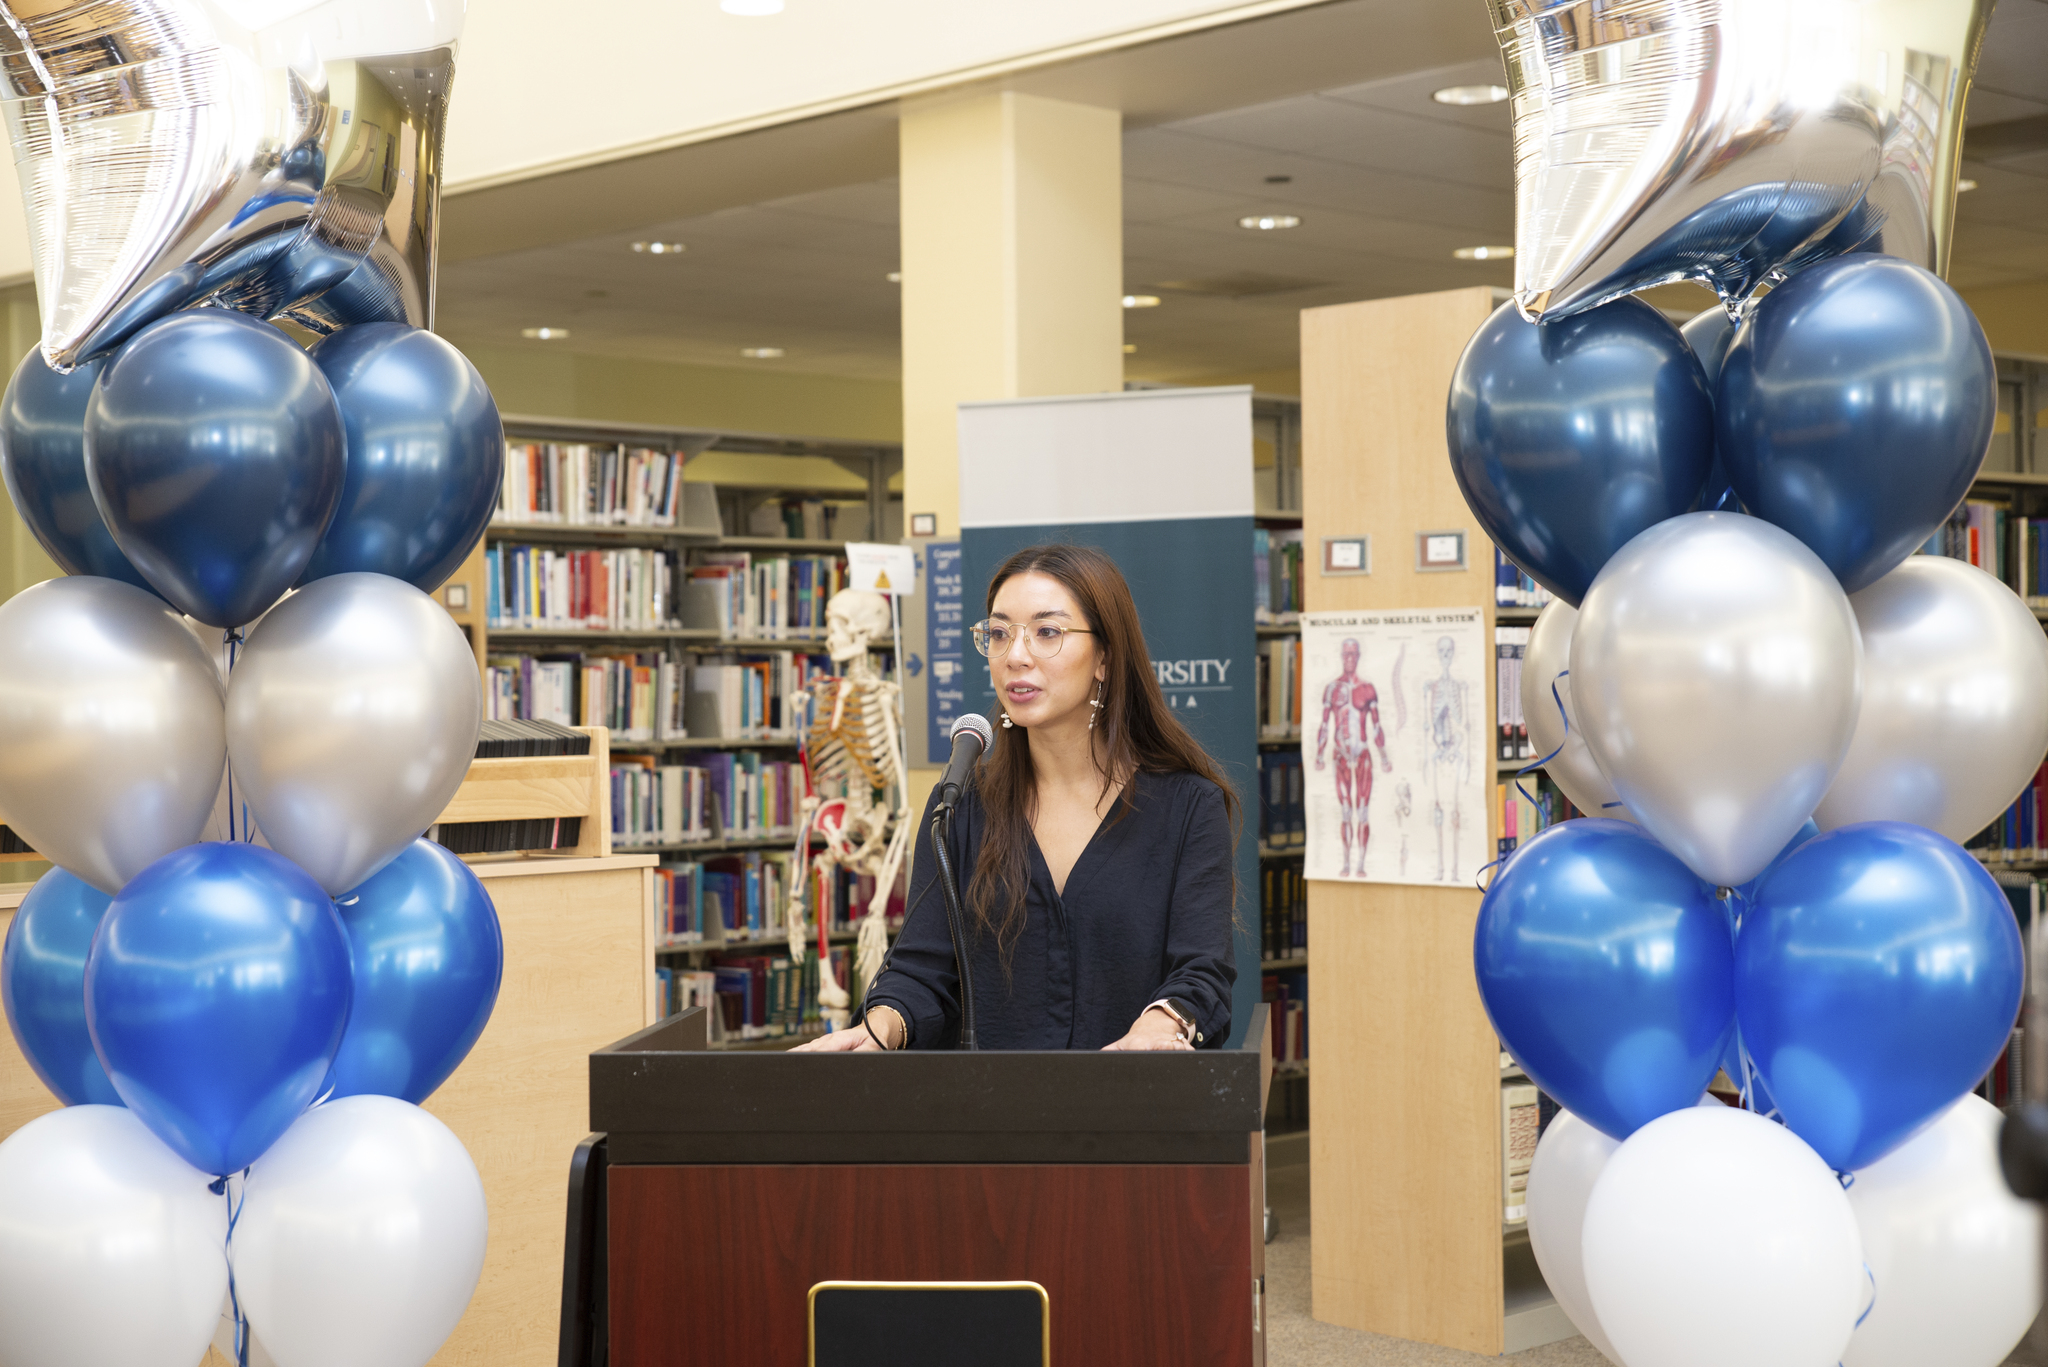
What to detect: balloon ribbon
<box><xmin>209</xmin><ymin>1169</ymin><xmax>252</xmax><ymax>1367</ymax></box>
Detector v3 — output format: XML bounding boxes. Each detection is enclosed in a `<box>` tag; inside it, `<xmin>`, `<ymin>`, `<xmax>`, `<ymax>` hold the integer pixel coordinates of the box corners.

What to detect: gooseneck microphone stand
<box><xmin>929</xmin><ymin>806</ymin><xmax>978</xmax><ymax>1050</ymax></box>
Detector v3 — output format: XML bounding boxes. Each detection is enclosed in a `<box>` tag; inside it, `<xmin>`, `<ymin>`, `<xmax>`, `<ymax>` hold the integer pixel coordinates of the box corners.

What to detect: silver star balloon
<box><xmin>0</xmin><ymin>0</ymin><xmax>462</xmax><ymax>370</ymax></box>
<box><xmin>1494</xmin><ymin>0</ymin><xmax>1992</xmax><ymax>321</ymax></box>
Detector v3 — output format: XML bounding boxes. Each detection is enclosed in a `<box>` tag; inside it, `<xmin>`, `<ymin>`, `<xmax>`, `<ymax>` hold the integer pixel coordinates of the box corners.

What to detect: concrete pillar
<box><xmin>898</xmin><ymin>89</ymin><xmax>1124</xmax><ymax>541</ymax></box>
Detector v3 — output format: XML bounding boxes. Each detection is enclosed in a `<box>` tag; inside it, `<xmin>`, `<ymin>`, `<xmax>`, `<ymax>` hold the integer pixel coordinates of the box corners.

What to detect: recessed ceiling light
<box><xmin>720</xmin><ymin>0</ymin><xmax>782</xmax><ymax>13</ymax></box>
<box><xmin>1454</xmin><ymin>245</ymin><xmax>1515</xmax><ymax>261</ymax></box>
<box><xmin>1958</xmin><ymin>179</ymin><xmax>1979</xmax><ymax>192</ymax></box>
<box><xmin>1239</xmin><ymin>214</ymin><xmax>1302</xmax><ymax>231</ymax></box>
<box><xmin>886</xmin><ymin>271</ymin><xmax>903</xmax><ymax>283</ymax></box>
<box><xmin>1123</xmin><ymin>344</ymin><xmax>1138</xmax><ymax>354</ymax></box>
<box><xmin>1122</xmin><ymin>294</ymin><xmax>1161</xmax><ymax>309</ymax></box>
<box><xmin>632</xmin><ymin>241</ymin><xmax>685</xmax><ymax>255</ymax></box>
<box><xmin>1434</xmin><ymin>84</ymin><xmax>1510</xmax><ymax>105</ymax></box>
<box><xmin>521</xmin><ymin>327</ymin><xmax>569</xmax><ymax>340</ymax></box>
<box><xmin>741</xmin><ymin>347</ymin><xmax>785</xmax><ymax>359</ymax></box>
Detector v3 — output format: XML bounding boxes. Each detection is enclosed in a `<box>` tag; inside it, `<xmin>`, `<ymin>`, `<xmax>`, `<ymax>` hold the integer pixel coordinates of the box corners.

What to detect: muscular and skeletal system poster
<box><xmin>1301</xmin><ymin>607</ymin><xmax>1486</xmax><ymax>887</ymax></box>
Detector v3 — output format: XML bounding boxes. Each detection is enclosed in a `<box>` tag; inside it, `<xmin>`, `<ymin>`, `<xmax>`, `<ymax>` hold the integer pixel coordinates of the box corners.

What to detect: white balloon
<box><xmin>1843</xmin><ymin>1095</ymin><xmax>2041</xmax><ymax>1367</ymax></box>
<box><xmin>0</xmin><ymin>1105</ymin><xmax>227</xmax><ymax>1367</ymax></box>
<box><xmin>1585</xmin><ymin>1104</ymin><xmax>1865</xmax><ymax>1367</ymax></box>
<box><xmin>1814</xmin><ymin>557</ymin><xmax>2048</xmax><ymax>842</ymax></box>
<box><xmin>1571</xmin><ymin>512</ymin><xmax>1861</xmax><ymax>887</ymax></box>
<box><xmin>233</xmin><ymin>1095</ymin><xmax>488</xmax><ymax>1367</ymax></box>
<box><xmin>1525</xmin><ymin>1109</ymin><xmax>1624</xmax><ymax>1364</ymax></box>
<box><xmin>1521</xmin><ymin>601</ymin><xmax>1634</xmax><ymax>823</ymax></box>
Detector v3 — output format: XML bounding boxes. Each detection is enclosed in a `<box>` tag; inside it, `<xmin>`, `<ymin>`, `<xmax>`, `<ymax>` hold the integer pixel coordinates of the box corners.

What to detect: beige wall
<box><xmin>452</xmin><ymin>341</ymin><xmax>903</xmax><ymax>442</ymax></box>
<box><xmin>0</xmin><ymin>284</ymin><xmax>57</xmax><ymax>603</ymax></box>
<box><xmin>1961</xmin><ymin>280</ymin><xmax>2048</xmax><ymax>358</ymax></box>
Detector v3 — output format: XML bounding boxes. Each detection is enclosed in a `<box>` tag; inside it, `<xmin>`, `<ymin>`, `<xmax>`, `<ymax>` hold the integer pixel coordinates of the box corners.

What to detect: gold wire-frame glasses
<box><xmin>970</xmin><ymin>619</ymin><xmax>1095</xmax><ymax>659</ymax></box>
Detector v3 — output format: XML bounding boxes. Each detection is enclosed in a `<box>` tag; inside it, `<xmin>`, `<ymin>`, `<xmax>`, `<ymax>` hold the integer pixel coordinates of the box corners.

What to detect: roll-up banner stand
<box><xmin>957</xmin><ymin>387</ymin><xmax>1258</xmax><ymax>1048</ymax></box>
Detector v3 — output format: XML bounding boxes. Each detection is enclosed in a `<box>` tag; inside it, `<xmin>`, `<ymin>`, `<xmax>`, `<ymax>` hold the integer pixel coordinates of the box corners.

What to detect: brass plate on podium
<box><xmin>808</xmin><ymin>1281</ymin><xmax>1050</xmax><ymax>1367</ymax></box>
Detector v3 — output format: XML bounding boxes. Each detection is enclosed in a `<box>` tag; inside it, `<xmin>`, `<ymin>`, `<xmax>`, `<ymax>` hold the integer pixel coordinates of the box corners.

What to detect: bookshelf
<box><xmin>1254</xmin><ymin>495</ymin><xmax>1309</xmax><ymax>1087</ymax></box>
<box><xmin>1301</xmin><ymin>286</ymin><xmax>1574</xmax><ymax>1357</ymax></box>
<box><xmin>446</xmin><ymin>415</ymin><xmax>910</xmax><ymax>1054</ymax></box>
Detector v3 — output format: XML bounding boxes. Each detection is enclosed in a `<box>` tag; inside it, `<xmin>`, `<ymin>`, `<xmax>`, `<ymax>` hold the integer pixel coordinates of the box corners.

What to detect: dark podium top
<box><xmin>589</xmin><ymin>1003</ymin><xmax>1270</xmax><ymax>1165</ymax></box>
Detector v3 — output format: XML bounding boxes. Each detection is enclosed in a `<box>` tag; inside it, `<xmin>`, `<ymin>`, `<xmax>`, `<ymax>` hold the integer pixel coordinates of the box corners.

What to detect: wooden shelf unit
<box><xmin>1300</xmin><ymin>286</ymin><xmax>1572</xmax><ymax>1356</ymax></box>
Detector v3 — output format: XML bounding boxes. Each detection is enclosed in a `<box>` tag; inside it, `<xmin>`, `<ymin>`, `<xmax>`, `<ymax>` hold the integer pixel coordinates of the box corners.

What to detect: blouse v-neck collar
<box><xmin>1026</xmin><ymin>773</ymin><xmax>1140</xmax><ymax>901</ymax></box>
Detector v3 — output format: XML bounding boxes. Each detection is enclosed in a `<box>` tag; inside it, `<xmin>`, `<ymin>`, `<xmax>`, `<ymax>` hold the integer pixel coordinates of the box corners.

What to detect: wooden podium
<box><xmin>562</xmin><ymin>1004</ymin><xmax>1272</xmax><ymax>1367</ymax></box>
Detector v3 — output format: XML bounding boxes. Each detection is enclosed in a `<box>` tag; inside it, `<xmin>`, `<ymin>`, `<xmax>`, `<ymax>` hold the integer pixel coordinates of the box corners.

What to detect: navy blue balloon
<box><xmin>84</xmin><ymin>842</ymin><xmax>352</xmax><ymax>1175</ymax></box>
<box><xmin>328</xmin><ymin>839</ymin><xmax>503</xmax><ymax>1104</ymax></box>
<box><xmin>1475</xmin><ymin>819</ymin><xmax>1735</xmax><ymax>1141</ymax></box>
<box><xmin>1737</xmin><ymin>822</ymin><xmax>2023</xmax><ymax>1172</ymax></box>
<box><xmin>84</xmin><ymin>310</ymin><xmax>345</xmax><ymax>627</ymax></box>
<box><xmin>1680</xmin><ymin>306</ymin><xmax>1742</xmax><ymax>514</ymax></box>
<box><xmin>0</xmin><ymin>351</ymin><xmax>161</xmax><ymax>596</ymax></box>
<box><xmin>1448</xmin><ymin>297</ymin><xmax>1716</xmax><ymax>606</ymax></box>
<box><xmin>299</xmin><ymin>324</ymin><xmax>504</xmax><ymax>592</ymax></box>
<box><xmin>0</xmin><ymin>869</ymin><xmax>122</xmax><ymax>1106</ymax></box>
<box><xmin>1717</xmin><ymin>255</ymin><xmax>1996</xmax><ymax>593</ymax></box>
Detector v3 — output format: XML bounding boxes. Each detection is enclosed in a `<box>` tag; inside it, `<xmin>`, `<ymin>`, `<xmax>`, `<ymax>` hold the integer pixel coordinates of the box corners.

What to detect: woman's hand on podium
<box><xmin>1101</xmin><ymin>1007</ymin><xmax>1195</xmax><ymax>1051</ymax></box>
<box><xmin>791</xmin><ymin>1028</ymin><xmax>881</xmax><ymax>1053</ymax></box>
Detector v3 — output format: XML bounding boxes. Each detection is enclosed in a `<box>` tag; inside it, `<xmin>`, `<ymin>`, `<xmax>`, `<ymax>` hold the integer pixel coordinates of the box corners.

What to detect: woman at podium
<box><xmin>794</xmin><ymin>543</ymin><xmax>1239</xmax><ymax>1053</ymax></box>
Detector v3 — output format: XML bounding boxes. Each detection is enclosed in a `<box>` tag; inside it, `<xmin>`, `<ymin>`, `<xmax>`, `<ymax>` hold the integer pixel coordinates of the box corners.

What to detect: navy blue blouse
<box><xmin>862</xmin><ymin>768</ymin><xmax>1237</xmax><ymax>1050</ymax></box>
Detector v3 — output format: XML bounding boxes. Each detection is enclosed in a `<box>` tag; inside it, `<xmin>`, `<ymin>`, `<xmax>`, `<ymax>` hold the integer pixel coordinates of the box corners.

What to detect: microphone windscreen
<box><xmin>950</xmin><ymin>712</ymin><xmax>993</xmax><ymax>750</ymax></box>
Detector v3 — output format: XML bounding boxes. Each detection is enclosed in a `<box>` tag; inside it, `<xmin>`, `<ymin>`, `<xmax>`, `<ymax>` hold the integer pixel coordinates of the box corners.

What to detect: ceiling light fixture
<box><xmin>1123</xmin><ymin>344</ymin><xmax>1138</xmax><ymax>354</ymax></box>
<box><xmin>1433</xmin><ymin>84</ymin><xmax>1510</xmax><ymax>106</ymax></box>
<box><xmin>1239</xmin><ymin>214</ymin><xmax>1302</xmax><ymax>231</ymax></box>
<box><xmin>719</xmin><ymin>0</ymin><xmax>782</xmax><ymax>13</ymax></box>
<box><xmin>1453</xmin><ymin>245</ymin><xmax>1514</xmax><ymax>261</ymax></box>
<box><xmin>1959</xmin><ymin>179</ymin><xmax>1979</xmax><ymax>191</ymax></box>
<box><xmin>632</xmin><ymin>241</ymin><xmax>685</xmax><ymax>254</ymax></box>
<box><xmin>1122</xmin><ymin>294</ymin><xmax>1161</xmax><ymax>308</ymax></box>
<box><xmin>741</xmin><ymin>347</ymin><xmax>785</xmax><ymax>359</ymax></box>
<box><xmin>886</xmin><ymin>271</ymin><xmax>903</xmax><ymax>283</ymax></box>
<box><xmin>521</xmin><ymin>327</ymin><xmax>569</xmax><ymax>340</ymax></box>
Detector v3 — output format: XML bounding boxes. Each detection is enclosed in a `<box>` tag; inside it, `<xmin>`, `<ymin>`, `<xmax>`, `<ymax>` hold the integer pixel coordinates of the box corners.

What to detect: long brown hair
<box><xmin>967</xmin><ymin>543</ymin><xmax>1241</xmax><ymax>961</ymax></box>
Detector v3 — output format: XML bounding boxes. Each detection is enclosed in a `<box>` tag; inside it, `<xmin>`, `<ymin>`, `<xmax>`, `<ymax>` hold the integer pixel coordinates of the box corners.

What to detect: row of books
<box><xmin>1495</xmin><ymin>625</ymin><xmax>1536</xmax><ymax>762</ymax></box>
<box><xmin>1261</xmin><ymin>861</ymin><xmax>1305</xmax><ymax>963</ymax></box>
<box><xmin>487</xmin><ymin>544</ymin><xmax>677</xmax><ymax>631</ymax></box>
<box><xmin>612</xmin><ymin>752</ymin><xmax>810</xmax><ymax>851</ymax></box>
<box><xmin>1496</xmin><ymin>773</ymin><xmax>1577</xmax><ymax>862</ymax></box>
<box><xmin>498</xmin><ymin>443</ymin><xmax>692</xmax><ymax>528</ymax></box>
<box><xmin>1257</xmin><ymin>636</ymin><xmax>1303</xmax><ymax>738</ymax></box>
<box><xmin>1254</xmin><ymin>528</ymin><xmax>1305</xmax><ymax>623</ymax></box>
<box><xmin>1258</xmin><ymin>751</ymin><xmax>1306</xmax><ymax>848</ymax></box>
<box><xmin>1502</xmin><ymin>1080</ymin><xmax>1541</xmax><ymax>1224</ymax></box>
<box><xmin>1264</xmin><ymin>968</ymin><xmax>1306</xmax><ymax>1071</ymax></box>
<box><xmin>1965</xmin><ymin>760</ymin><xmax>2048</xmax><ymax>864</ymax></box>
<box><xmin>657</xmin><ymin>854</ymin><xmax>902</xmax><ymax>947</ymax></box>
<box><xmin>688</xmin><ymin>552</ymin><xmax>849</xmax><ymax>641</ymax></box>
<box><xmin>658</xmin><ymin>953</ymin><xmax>849</xmax><ymax>1042</ymax></box>
<box><xmin>484</xmin><ymin>649</ymin><xmax>837</xmax><ymax>742</ymax></box>
<box><xmin>1925</xmin><ymin>500</ymin><xmax>2048</xmax><ymax>604</ymax></box>
<box><xmin>1494</xmin><ymin>546</ymin><xmax>1555</xmax><ymax>609</ymax></box>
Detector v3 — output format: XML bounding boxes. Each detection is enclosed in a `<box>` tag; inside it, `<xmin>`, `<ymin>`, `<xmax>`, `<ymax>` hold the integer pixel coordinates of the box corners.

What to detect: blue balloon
<box><xmin>1737</xmin><ymin>822</ymin><xmax>2023</xmax><ymax>1172</ymax></box>
<box><xmin>1730</xmin><ymin>819</ymin><xmax>1821</xmax><ymax>907</ymax></box>
<box><xmin>1717</xmin><ymin>255</ymin><xmax>1996</xmax><ymax>593</ymax></box>
<box><xmin>1475</xmin><ymin>820</ymin><xmax>1735</xmax><ymax>1141</ymax></box>
<box><xmin>84</xmin><ymin>842</ymin><xmax>352</xmax><ymax>1175</ymax></box>
<box><xmin>1448</xmin><ymin>297</ymin><xmax>1715</xmax><ymax>606</ymax></box>
<box><xmin>1</xmin><ymin>869</ymin><xmax>122</xmax><ymax>1106</ymax></box>
<box><xmin>84</xmin><ymin>310</ymin><xmax>345</xmax><ymax>627</ymax></box>
<box><xmin>1680</xmin><ymin>307</ymin><xmax>1742</xmax><ymax>514</ymax></box>
<box><xmin>0</xmin><ymin>351</ymin><xmax>160</xmax><ymax>596</ymax></box>
<box><xmin>299</xmin><ymin>324</ymin><xmax>504</xmax><ymax>592</ymax></box>
<box><xmin>327</xmin><ymin>839</ymin><xmax>503</xmax><ymax>1104</ymax></box>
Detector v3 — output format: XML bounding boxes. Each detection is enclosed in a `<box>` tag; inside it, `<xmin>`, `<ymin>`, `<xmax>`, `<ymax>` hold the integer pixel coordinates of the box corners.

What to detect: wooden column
<box><xmin>1300</xmin><ymin>287</ymin><xmax>1507</xmax><ymax>1354</ymax></box>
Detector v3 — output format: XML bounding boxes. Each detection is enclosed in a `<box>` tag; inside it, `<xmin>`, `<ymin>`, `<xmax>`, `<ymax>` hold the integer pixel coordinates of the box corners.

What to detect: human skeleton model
<box><xmin>1424</xmin><ymin>634</ymin><xmax>1471</xmax><ymax>882</ymax></box>
<box><xmin>1314</xmin><ymin>637</ymin><xmax>1393</xmax><ymax>878</ymax></box>
<box><xmin>787</xmin><ymin>590</ymin><xmax>911</xmax><ymax>1031</ymax></box>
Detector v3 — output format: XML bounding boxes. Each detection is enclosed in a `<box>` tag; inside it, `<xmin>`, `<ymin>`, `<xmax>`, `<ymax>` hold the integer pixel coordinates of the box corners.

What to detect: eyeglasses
<box><xmin>970</xmin><ymin>619</ymin><xmax>1095</xmax><ymax>659</ymax></box>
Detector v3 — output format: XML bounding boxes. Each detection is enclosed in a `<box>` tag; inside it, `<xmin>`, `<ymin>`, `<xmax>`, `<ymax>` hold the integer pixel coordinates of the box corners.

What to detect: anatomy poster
<box><xmin>1301</xmin><ymin>607</ymin><xmax>1486</xmax><ymax>887</ymax></box>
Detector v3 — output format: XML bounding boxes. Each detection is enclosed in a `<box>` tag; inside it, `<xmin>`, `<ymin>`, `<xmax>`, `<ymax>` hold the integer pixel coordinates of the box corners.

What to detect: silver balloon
<box><xmin>1570</xmin><ymin>512</ymin><xmax>1862</xmax><ymax>887</ymax></box>
<box><xmin>1814</xmin><ymin>556</ymin><xmax>2048</xmax><ymax>842</ymax></box>
<box><xmin>0</xmin><ymin>576</ymin><xmax>225</xmax><ymax>893</ymax></box>
<box><xmin>1521</xmin><ymin>600</ymin><xmax>1634</xmax><ymax>823</ymax></box>
<box><xmin>226</xmin><ymin>571</ymin><xmax>479</xmax><ymax>895</ymax></box>
<box><xmin>1497</xmin><ymin>0</ymin><xmax>1992</xmax><ymax>320</ymax></box>
<box><xmin>0</xmin><ymin>0</ymin><xmax>463</xmax><ymax>370</ymax></box>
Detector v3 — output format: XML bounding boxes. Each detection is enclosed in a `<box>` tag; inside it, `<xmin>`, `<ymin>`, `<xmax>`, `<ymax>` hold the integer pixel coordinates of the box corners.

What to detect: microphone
<box><xmin>936</xmin><ymin>713</ymin><xmax>992</xmax><ymax>811</ymax></box>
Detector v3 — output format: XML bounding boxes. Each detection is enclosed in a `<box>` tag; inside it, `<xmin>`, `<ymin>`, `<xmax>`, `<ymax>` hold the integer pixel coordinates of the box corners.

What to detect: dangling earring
<box><xmin>1088</xmin><ymin>682</ymin><xmax>1104</xmax><ymax>730</ymax></box>
<box><xmin>1000</xmin><ymin>712</ymin><xmax>1013</xmax><ymax>729</ymax></box>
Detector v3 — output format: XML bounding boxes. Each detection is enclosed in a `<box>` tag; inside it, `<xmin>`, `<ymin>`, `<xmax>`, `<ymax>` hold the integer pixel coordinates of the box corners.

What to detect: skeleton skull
<box><xmin>826</xmin><ymin>589</ymin><xmax>893</xmax><ymax>663</ymax></box>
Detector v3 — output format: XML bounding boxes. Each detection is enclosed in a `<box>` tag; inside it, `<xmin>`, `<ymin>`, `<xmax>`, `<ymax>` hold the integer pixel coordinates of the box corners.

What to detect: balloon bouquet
<box><xmin>0</xmin><ymin>2</ymin><xmax>511</xmax><ymax>1366</ymax></box>
<box><xmin>1455</xmin><ymin>4</ymin><xmax>2046</xmax><ymax>1366</ymax></box>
